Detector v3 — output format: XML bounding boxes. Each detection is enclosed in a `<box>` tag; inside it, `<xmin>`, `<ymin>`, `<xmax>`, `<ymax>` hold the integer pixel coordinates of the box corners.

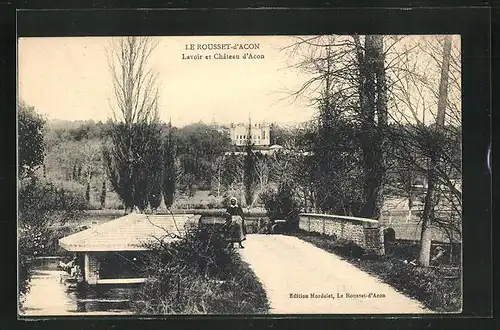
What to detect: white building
<box><xmin>228</xmin><ymin>122</ymin><xmax>271</xmax><ymax>146</ymax></box>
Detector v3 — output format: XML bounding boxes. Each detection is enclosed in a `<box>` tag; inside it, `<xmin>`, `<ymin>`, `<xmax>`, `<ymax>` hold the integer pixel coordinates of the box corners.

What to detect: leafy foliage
<box><xmin>18</xmin><ymin>177</ymin><xmax>88</xmax><ymax>233</ymax></box>
<box><xmin>103</xmin><ymin>122</ymin><xmax>163</xmax><ymax>211</ymax></box>
<box><xmin>18</xmin><ymin>177</ymin><xmax>87</xmax><ymax>299</ymax></box>
<box><xmin>269</xmin><ymin>123</ymin><xmax>295</xmax><ymax>147</ymax></box>
<box><xmin>44</xmin><ymin>119</ymin><xmax>112</xmax><ymax>147</ymax></box>
<box><xmin>18</xmin><ymin>103</ymin><xmax>88</xmax><ymax>302</ymax></box>
<box><xmin>222</xmin><ymin>153</ymin><xmax>243</xmax><ymax>190</ymax></box>
<box><xmin>18</xmin><ymin>102</ymin><xmax>45</xmax><ymax>177</ymax></box>
<box><xmin>260</xmin><ymin>182</ymin><xmax>301</xmax><ymax>229</ymax></box>
<box><xmin>312</xmin><ymin>110</ymin><xmax>365</xmax><ymax>215</ymax></box>
<box><xmin>175</xmin><ymin>123</ymin><xmax>231</xmax><ymax>191</ymax></box>
<box><xmin>135</xmin><ymin>223</ymin><xmax>269</xmax><ymax>314</ymax></box>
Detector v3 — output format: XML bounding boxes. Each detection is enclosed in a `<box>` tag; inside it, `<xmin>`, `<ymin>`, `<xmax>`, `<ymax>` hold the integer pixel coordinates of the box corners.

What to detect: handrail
<box><xmin>299</xmin><ymin>213</ymin><xmax>379</xmax><ymax>224</ymax></box>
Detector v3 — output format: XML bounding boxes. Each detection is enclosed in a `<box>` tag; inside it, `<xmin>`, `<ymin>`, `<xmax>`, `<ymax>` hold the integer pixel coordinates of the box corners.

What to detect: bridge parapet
<box><xmin>298</xmin><ymin>213</ymin><xmax>385</xmax><ymax>255</ymax></box>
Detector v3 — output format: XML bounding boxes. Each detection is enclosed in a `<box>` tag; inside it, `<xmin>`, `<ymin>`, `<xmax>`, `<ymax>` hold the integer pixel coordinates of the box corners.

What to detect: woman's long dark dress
<box><xmin>225</xmin><ymin>205</ymin><xmax>246</xmax><ymax>242</ymax></box>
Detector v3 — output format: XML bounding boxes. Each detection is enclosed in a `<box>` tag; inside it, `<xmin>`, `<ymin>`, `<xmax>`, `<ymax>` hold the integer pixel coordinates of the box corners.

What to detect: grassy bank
<box><xmin>132</xmin><ymin>224</ymin><xmax>270</xmax><ymax>314</ymax></box>
<box><xmin>133</xmin><ymin>254</ymin><xmax>269</xmax><ymax>315</ymax></box>
<box><xmin>292</xmin><ymin>230</ymin><xmax>461</xmax><ymax>313</ymax></box>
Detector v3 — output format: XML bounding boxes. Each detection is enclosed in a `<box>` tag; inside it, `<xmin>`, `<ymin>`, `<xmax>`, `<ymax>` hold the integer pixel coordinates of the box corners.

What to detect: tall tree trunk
<box><xmin>217</xmin><ymin>168</ymin><xmax>221</xmax><ymax>197</ymax></box>
<box><xmin>162</xmin><ymin>123</ymin><xmax>176</xmax><ymax>209</ymax></box>
<box><xmin>418</xmin><ymin>36</ymin><xmax>452</xmax><ymax>266</ymax></box>
<box><xmin>355</xmin><ymin>35</ymin><xmax>387</xmax><ymax>219</ymax></box>
<box><xmin>100</xmin><ymin>180</ymin><xmax>106</xmax><ymax>209</ymax></box>
<box><xmin>244</xmin><ymin>118</ymin><xmax>255</xmax><ymax>207</ymax></box>
<box><xmin>373</xmin><ymin>35</ymin><xmax>388</xmax><ymax>218</ymax></box>
<box><xmin>85</xmin><ymin>181</ymin><xmax>91</xmax><ymax>202</ymax></box>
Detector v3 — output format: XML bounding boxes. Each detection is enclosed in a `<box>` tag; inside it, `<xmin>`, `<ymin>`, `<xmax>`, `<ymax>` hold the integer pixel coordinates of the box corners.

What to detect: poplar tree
<box><xmin>243</xmin><ymin>119</ymin><xmax>256</xmax><ymax>207</ymax></box>
<box><xmin>103</xmin><ymin>36</ymin><xmax>162</xmax><ymax>212</ymax></box>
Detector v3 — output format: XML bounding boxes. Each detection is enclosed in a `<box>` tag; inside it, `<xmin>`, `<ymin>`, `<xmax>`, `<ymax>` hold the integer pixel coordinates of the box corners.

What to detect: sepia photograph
<box><xmin>17</xmin><ymin>34</ymin><xmax>462</xmax><ymax>317</ymax></box>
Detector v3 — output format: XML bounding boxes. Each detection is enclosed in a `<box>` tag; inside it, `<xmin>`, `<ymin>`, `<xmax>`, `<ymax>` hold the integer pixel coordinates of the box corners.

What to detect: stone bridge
<box><xmin>298</xmin><ymin>213</ymin><xmax>385</xmax><ymax>255</ymax></box>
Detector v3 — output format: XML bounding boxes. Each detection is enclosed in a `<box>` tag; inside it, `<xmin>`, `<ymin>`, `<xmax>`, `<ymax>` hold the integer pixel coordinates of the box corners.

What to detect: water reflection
<box><xmin>20</xmin><ymin>258</ymin><xmax>137</xmax><ymax>316</ymax></box>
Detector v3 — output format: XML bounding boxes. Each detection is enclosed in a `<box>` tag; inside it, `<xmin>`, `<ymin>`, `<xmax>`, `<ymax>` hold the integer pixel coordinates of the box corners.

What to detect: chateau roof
<box><xmin>59</xmin><ymin>213</ymin><xmax>201</xmax><ymax>252</ymax></box>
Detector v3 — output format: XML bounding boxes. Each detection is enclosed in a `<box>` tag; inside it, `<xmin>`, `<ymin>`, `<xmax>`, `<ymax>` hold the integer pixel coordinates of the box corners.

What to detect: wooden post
<box><xmin>84</xmin><ymin>253</ymin><xmax>99</xmax><ymax>285</ymax></box>
<box><xmin>84</xmin><ymin>253</ymin><xmax>91</xmax><ymax>283</ymax></box>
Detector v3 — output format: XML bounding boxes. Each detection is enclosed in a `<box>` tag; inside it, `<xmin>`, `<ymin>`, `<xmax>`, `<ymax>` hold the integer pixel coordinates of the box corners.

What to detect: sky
<box><xmin>18</xmin><ymin>35</ymin><xmax>460</xmax><ymax>127</ymax></box>
<box><xmin>18</xmin><ymin>36</ymin><xmax>316</xmax><ymax>127</ymax></box>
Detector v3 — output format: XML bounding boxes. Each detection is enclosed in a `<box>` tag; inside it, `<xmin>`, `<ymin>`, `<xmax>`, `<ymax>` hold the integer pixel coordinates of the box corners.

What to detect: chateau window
<box><xmin>262</xmin><ymin>131</ymin><xmax>266</xmax><ymax>139</ymax></box>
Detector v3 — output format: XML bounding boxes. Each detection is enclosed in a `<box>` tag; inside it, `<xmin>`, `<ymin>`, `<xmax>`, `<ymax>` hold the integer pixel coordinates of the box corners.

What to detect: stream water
<box><xmin>20</xmin><ymin>258</ymin><xmax>139</xmax><ymax>316</ymax></box>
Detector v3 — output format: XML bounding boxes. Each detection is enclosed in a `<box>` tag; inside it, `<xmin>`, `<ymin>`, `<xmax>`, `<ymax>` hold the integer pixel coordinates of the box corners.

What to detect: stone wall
<box><xmin>379</xmin><ymin>209</ymin><xmax>460</xmax><ymax>243</ymax></box>
<box><xmin>299</xmin><ymin>213</ymin><xmax>385</xmax><ymax>255</ymax></box>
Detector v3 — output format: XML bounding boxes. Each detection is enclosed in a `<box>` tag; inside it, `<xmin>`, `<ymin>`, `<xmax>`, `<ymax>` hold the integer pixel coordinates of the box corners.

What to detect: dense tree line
<box><xmin>42</xmin><ymin>117</ymin><xmax>234</xmax><ymax>209</ymax></box>
<box><xmin>274</xmin><ymin>35</ymin><xmax>461</xmax><ymax>266</ymax></box>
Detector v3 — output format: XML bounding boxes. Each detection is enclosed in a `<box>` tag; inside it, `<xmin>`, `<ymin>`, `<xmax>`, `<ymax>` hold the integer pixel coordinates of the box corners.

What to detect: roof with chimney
<box><xmin>59</xmin><ymin>213</ymin><xmax>201</xmax><ymax>252</ymax></box>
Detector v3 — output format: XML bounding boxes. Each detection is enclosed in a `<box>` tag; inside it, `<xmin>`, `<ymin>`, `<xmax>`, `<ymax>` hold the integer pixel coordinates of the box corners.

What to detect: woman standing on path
<box><xmin>225</xmin><ymin>197</ymin><xmax>246</xmax><ymax>248</ymax></box>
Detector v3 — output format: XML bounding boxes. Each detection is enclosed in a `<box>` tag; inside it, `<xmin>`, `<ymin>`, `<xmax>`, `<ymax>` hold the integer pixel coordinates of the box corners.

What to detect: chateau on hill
<box><xmin>228</xmin><ymin>122</ymin><xmax>271</xmax><ymax>147</ymax></box>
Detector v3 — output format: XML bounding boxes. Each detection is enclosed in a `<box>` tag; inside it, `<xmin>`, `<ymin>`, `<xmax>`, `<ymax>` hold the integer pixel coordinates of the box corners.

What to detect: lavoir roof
<box><xmin>59</xmin><ymin>213</ymin><xmax>201</xmax><ymax>252</ymax></box>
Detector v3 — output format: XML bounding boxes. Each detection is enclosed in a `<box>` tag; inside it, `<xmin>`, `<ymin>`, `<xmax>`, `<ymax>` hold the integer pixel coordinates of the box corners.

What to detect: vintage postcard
<box><xmin>17</xmin><ymin>35</ymin><xmax>462</xmax><ymax>316</ymax></box>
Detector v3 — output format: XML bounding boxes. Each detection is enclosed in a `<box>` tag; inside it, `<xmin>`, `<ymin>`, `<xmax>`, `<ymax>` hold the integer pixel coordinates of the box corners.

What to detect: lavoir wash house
<box><xmin>59</xmin><ymin>213</ymin><xmax>200</xmax><ymax>285</ymax></box>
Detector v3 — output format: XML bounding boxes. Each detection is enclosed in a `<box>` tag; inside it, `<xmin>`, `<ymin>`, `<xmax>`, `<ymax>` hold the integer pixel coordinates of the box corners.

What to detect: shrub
<box><xmin>260</xmin><ymin>182</ymin><xmax>300</xmax><ymax>230</ymax></box>
<box><xmin>296</xmin><ymin>231</ymin><xmax>365</xmax><ymax>258</ymax></box>
<box><xmin>205</xmin><ymin>195</ymin><xmax>224</xmax><ymax>209</ymax></box>
<box><xmin>134</xmin><ymin>223</ymin><xmax>269</xmax><ymax>314</ymax></box>
<box><xmin>335</xmin><ymin>239</ymin><xmax>365</xmax><ymax>258</ymax></box>
<box><xmin>357</xmin><ymin>257</ymin><xmax>461</xmax><ymax>312</ymax></box>
<box><xmin>100</xmin><ymin>180</ymin><xmax>106</xmax><ymax>208</ymax></box>
<box><xmin>18</xmin><ymin>177</ymin><xmax>87</xmax><ymax>301</ymax></box>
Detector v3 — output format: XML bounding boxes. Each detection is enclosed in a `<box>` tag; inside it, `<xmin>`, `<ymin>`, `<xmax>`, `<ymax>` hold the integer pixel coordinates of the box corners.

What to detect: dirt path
<box><xmin>239</xmin><ymin>234</ymin><xmax>430</xmax><ymax>314</ymax></box>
